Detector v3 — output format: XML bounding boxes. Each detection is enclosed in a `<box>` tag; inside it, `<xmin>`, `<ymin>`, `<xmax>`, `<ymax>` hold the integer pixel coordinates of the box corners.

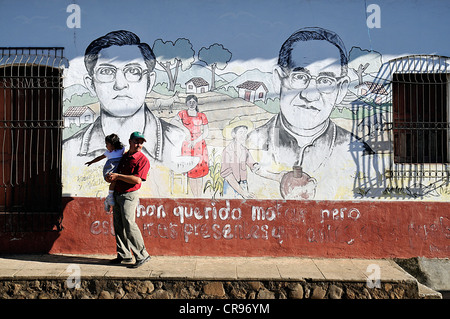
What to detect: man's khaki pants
<box><xmin>113</xmin><ymin>191</ymin><xmax>149</xmax><ymax>261</ymax></box>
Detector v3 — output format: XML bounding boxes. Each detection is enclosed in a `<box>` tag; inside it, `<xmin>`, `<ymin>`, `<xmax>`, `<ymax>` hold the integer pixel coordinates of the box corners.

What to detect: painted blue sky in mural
<box><xmin>1</xmin><ymin>0</ymin><xmax>450</xmax><ymax>64</ymax></box>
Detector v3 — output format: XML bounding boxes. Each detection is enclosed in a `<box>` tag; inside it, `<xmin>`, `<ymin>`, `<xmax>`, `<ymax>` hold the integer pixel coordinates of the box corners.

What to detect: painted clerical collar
<box><xmin>279</xmin><ymin>114</ymin><xmax>330</xmax><ymax>149</ymax></box>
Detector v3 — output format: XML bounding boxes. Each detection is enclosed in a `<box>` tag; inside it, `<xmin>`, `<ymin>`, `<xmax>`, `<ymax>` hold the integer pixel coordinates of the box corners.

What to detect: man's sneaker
<box><xmin>128</xmin><ymin>255</ymin><xmax>151</xmax><ymax>268</ymax></box>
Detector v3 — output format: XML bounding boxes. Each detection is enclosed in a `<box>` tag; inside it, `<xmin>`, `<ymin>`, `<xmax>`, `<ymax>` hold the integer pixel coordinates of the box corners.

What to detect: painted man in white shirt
<box><xmin>62</xmin><ymin>30</ymin><xmax>198</xmax><ymax>196</ymax></box>
<box><xmin>247</xmin><ymin>27</ymin><xmax>380</xmax><ymax>199</ymax></box>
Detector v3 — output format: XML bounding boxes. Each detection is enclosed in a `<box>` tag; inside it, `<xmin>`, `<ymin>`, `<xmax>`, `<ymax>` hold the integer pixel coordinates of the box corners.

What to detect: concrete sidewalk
<box><xmin>0</xmin><ymin>254</ymin><xmax>413</xmax><ymax>281</ymax></box>
<box><xmin>0</xmin><ymin>254</ymin><xmax>442</xmax><ymax>299</ymax></box>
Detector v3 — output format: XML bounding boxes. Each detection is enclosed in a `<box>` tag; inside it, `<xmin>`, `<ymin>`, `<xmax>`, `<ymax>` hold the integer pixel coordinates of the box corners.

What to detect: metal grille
<box><xmin>353</xmin><ymin>55</ymin><xmax>450</xmax><ymax>197</ymax></box>
<box><xmin>0</xmin><ymin>48</ymin><xmax>67</xmax><ymax>232</ymax></box>
<box><xmin>392</xmin><ymin>72</ymin><xmax>448</xmax><ymax>164</ymax></box>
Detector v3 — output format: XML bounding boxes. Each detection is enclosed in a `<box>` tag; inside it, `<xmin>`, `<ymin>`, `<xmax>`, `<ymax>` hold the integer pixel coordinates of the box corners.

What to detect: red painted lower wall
<box><xmin>1</xmin><ymin>197</ymin><xmax>449</xmax><ymax>258</ymax></box>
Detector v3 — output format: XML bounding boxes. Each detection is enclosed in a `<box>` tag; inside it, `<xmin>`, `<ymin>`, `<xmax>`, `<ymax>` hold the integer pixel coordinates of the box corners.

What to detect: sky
<box><xmin>1</xmin><ymin>0</ymin><xmax>450</xmax><ymax>68</ymax></box>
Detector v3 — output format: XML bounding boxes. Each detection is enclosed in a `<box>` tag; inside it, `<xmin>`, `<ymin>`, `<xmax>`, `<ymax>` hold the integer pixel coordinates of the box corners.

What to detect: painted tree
<box><xmin>152</xmin><ymin>38</ymin><xmax>195</xmax><ymax>91</ymax></box>
<box><xmin>198</xmin><ymin>43</ymin><xmax>232</xmax><ymax>91</ymax></box>
<box><xmin>348</xmin><ymin>47</ymin><xmax>382</xmax><ymax>86</ymax></box>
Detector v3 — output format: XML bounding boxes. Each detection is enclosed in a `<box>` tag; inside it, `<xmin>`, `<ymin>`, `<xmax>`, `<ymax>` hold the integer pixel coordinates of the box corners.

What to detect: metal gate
<box><xmin>0</xmin><ymin>48</ymin><xmax>66</xmax><ymax>232</ymax></box>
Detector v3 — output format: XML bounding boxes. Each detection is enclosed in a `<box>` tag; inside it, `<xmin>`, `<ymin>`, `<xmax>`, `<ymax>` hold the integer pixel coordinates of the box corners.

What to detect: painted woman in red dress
<box><xmin>171</xmin><ymin>95</ymin><xmax>209</xmax><ymax>197</ymax></box>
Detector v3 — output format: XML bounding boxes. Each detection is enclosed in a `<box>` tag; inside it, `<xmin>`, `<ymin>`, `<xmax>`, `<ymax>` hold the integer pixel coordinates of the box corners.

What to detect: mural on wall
<box><xmin>61</xmin><ymin>27</ymin><xmax>450</xmax><ymax>201</ymax></box>
<box><xmin>245</xmin><ymin>27</ymin><xmax>380</xmax><ymax>200</ymax></box>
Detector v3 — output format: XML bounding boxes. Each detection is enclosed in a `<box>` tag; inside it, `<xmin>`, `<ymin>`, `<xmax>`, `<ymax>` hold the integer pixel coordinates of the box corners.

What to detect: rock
<box><xmin>62</xmin><ymin>291</ymin><xmax>73</xmax><ymax>299</ymax></box>
<box><xmin>32</xmin><ymin>280</ymin><xmax>41</xmax><ymax>290</ymax></box>
<box><xmin>47</xmin><ymin>281</ymin><xmax>59</xmax><ymax>291</ymax></box>
<box><xmin>248</xmin><ymin>281</ymin><xmax>262</xmax><ymax>291</ymax></box>
<box><xmin>88</xmin><ymin>280</ymin><xmax>103</xmax><ymax>295</ymax></box>
<box><xmin>257</xmin><ymin>289</ymin><xmax>275</xmax><ymax>299</ymax></box>
<box><xmin>391</xmin><ymin>287</ymin><xmax>405</xmax><ymax>299</ymax></box>
<box><xmin>0</xmin><ymin>292</ymin><xmax>10</xmax><ymax>299</ymax></box>
<box><xmin>114</xmin><ymin>292</ymin><xmax>124</xmax><ymax>299</ymax></box>
<box><xmin>115</xmin><ymin>287</ymin><xmax>125</xmax><ymax>298</ymax></box>
<box><xmin>189</xmin><ymin>286</ymin><xmax>200</xmax><ymax>298</ymax></box>
<box><xmin>151</xmin><ymin>289</ymin><xmax>172</xmax><ymax>299</ymax></box>
<box><xmin>288</xmin><ymin>283</ymin><xmax>304</xmax><ymax>299</ymax></box>
<box><xmin>362</xmin><ymin>288</ymin><xmax>372</xmax><ymax>299</ymax></box>
<box><xmin>346</xmin><ymin>287</ymin><xmax>356</xmax><ymax>299</ymax></box>
<box><xmin>311</xmin><ymin>286</ymin><xmax>327</xmax><ymax>299</ymax></box>
<box><xmin>27</xmin><ymin>292</ymin><xmax>39</xmax><ymax>299</ymax></box>
<box><xmin>99</xmin><ymin>290</ymin><xmax>113</xmax><ymax>299</ymax></box>
<box><xmin>230</xmin><ymin>287</ymin><xmax>246</xmax><ymax>299</ymax></box>
<box><xmin>123</xmin><ymin>292</ymin><xmax>141</xmax><ymax>299</ymax></box>
<box><xmin>384</xmin><ymin>283</ymin><xmax>393</xmax><ymax>292</ymax></box>
<box><xmin>203</xmin><ymin>282</ymin><xmax>225</xmax><ymax>297</ymax></box>
<box><xmin>12</xmin><ymin>283</ymin><xmax>22</xmax><ymax>295</ymax></box>
<box><xmin>138</xmin><ymin>281</ymin><xmax>154</xmax><ymax>294</ymax></box>
<box><xmin>124</xmin><ymin>282</ymin><xmax>136</xmax><ymax>293</ymax></box>
<box><xmin>38</xmin><ymin>292</ymin><xmax>50</xmax><ymax>299</ymax></box>
<box><xmin>328</xmin><ymin>285</ymin><xmax>343</xmax><ymax>299</ymax></box>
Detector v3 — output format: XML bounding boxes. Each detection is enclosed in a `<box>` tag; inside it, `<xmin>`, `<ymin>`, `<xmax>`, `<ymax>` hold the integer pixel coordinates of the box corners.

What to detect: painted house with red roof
<box><xmin>185</xmin><ymin>77</ymin><xmax>209</xmax><ymax>94</ymax></box>
<box><xmin>237</xmin><ymin>80</ymin><xmax>268</xmax><ymax>103</ymax></box>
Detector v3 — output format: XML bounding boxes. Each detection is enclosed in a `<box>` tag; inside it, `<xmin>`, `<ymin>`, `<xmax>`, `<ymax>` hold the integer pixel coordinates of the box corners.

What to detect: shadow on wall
<box><xmin>351</xmin><ymin>55</ymin><xmax>450</xmax><ymax>200</ymax></box>
<box><xmin>0</xmin><ymin>197</ymin><xmax>74</xmax><ymax>254</ymax></box>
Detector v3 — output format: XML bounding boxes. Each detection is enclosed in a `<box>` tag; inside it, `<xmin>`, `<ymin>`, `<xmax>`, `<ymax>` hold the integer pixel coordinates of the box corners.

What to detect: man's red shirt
<box><xmin>114</xmin><ymin>150</ymin><xmax>150</xmax><ymax>194</ymax></box>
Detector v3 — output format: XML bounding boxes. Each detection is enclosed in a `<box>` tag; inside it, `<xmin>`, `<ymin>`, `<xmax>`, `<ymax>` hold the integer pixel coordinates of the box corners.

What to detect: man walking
<box><xmin>106</xmin><ymin>131</ymin><xmax>151</xmax><ymax>268</ymax></box>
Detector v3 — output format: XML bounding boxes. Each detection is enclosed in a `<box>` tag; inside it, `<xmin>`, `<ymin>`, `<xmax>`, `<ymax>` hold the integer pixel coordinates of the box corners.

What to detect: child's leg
<box><xmin>107</xmin><ymin>181</ymin><xmax>116</xmax><ymax>206</ymax></box>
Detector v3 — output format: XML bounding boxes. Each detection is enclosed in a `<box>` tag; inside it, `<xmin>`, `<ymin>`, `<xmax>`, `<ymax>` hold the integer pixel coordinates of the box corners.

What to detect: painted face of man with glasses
<box><xmin>85</xmin><ymin>45</ymin><xmax>155</xmax><ymax>117</ymax></box>
<box><xmin>275</xmin><ymin>36</ymin><xmax>349</xmax><ymax>134</ymax></box>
